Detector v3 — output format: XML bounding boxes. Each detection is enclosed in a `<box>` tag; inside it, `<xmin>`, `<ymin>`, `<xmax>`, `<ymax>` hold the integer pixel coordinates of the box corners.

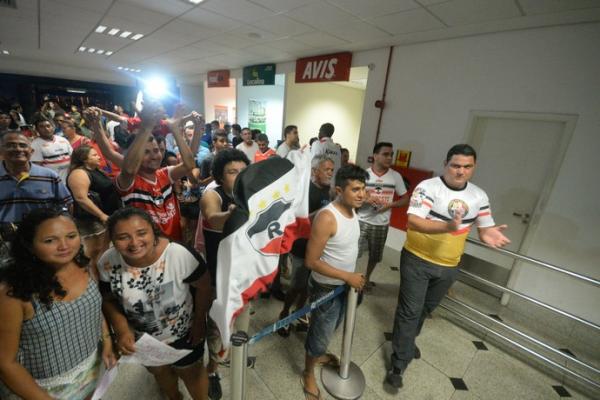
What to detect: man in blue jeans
<box><xmin>302</xmin><ymin>165</ymin><xmax>368</xmax><ymax>400</ymax></box>
<box><xmin>387</xmin><ymin>144</ymin><xmax>511</xmax><ymax>388</ymax></box>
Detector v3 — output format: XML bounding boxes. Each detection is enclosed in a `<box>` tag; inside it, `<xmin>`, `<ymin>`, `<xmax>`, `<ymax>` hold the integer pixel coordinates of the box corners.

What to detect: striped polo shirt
<box><xmin>30</xmin><ymin>135</ymin><xmax>72</xmax><ymax>182</ymax></box>
<box><xmin>0</xmin><ymin>162</ymin><xmax>73</xmax><ymax>223</ymax></box>
<box><xmin>117</xmin><ymin>166</ymin><xmax>182</xmax><ymax>241</ymax></box>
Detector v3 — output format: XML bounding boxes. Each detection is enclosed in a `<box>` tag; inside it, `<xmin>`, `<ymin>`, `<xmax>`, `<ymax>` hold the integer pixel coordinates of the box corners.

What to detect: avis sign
<box><xmin>295</xmin><ymin>52</ymin><xmax>352</xmax><ymax>83</ymax></box>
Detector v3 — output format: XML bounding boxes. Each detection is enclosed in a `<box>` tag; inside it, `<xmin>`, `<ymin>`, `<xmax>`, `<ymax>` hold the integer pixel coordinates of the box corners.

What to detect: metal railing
<box><xmin>449</xmin><ymin>239</ymin><xmax>600</xmax><ymax>391</ymax></box>
<box><xmin>466</xmin><ymin>238</ymin><xmax>600</xmax><ymax>286</ymax></box>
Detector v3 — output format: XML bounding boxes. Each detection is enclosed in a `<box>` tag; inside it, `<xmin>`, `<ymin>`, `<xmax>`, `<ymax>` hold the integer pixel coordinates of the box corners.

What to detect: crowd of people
<box><xmin>0</xmin><ymin>98</ymin><xmax>509</xmax><ymax>400</ymax></box>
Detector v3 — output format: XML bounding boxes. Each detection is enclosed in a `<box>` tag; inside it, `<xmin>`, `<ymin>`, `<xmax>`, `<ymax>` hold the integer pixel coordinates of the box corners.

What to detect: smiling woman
<box><xmin>0</xmin><ymin>208</ymin><xmax>115</xmax><ymax>400</ymax></box>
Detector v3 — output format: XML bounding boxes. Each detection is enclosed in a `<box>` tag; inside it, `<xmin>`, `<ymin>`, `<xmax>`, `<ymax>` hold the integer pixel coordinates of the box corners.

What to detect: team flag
<box><xmin>209</xmin><ymin>150</ymin><xmax>312</xmax><ymax>345</ymax></box>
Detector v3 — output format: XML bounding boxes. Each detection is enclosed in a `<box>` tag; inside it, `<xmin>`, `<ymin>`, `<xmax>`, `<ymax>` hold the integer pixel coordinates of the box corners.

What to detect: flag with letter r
<box><xmin>209</xmin><ymin>150</ymin><xmax>312</xmax><ymax>346</ymax></box>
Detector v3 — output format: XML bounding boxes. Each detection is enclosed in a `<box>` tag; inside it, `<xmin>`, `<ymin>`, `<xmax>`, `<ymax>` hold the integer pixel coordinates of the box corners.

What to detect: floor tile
<box><xmin>361</xmin><ymin>343</ymin><xmax>456</xmax><ymax>400</ymax></box>
<box><xmin>462</xmin><ymin>347</ymin><xmax>561</xmax><ymax>400</ymax></box>
<box><xmin>416</xmin><ymin>315</ymin><xmax>478</xmax><ymax>378</ymax></box>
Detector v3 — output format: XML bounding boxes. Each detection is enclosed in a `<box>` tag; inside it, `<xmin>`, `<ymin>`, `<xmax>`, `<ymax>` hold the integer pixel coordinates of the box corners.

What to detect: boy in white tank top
<box><xmin>301</xmin><ymin>164</ymin><xmax>369</xmax><ymax>400</ymax></box>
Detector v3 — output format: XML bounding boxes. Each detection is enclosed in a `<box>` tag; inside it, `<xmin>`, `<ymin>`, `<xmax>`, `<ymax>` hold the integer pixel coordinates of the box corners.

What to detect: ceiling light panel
<box><xmin>119</xmin><ymin>31</ymin><xmax>132</xmax><ymax>38</ymax></box>
<box><xmin>95</xmin><ymin>25</ymin><xmax>107</xmax><ymax>33</ymax></box>
<box><xmin>108</xmin><ymin>28</ymin><xmax>120</xmax><ymax>36</ymax></box>
<box><xmin>131</xmin><ymin>33</ymin><xmax>144</xmax><ymax>40</ymax></box>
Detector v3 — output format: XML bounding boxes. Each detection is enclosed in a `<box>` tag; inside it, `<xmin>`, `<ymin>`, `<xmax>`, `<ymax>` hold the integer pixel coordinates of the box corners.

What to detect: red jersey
<box><xmin>254</xmin><ymin>148</ymin><xmax>276</xmax><ymax>163</ymax></box>
<box><xmin>89</xmin><ymin>141</ymin><xmax>121</xmax><ymax>179</ymax></box>
<box><xmin>117</xmin><ymin>167</ymin><xmax>182</xmax><ymax>240</ymax></box>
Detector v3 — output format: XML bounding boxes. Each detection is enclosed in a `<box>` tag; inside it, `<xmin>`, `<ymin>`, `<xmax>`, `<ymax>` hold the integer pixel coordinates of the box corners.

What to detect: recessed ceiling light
<box><xmin>136</xmin><ymin>69</ymin><xmax>142</xmax><ymax>72</ymax></box>
<box><xmin>88</xmin><ymin>48</ymin><xmax>96</xmax><ymax>53</ymax></box>
<box><xmin>78</xmin><ymin>46</ymin><xmax>87</xmax><ymax>52</ymax></box>
<box><xmin>188</xmin><ymin>0</ymin><xmax>204</xmax><ymax>4</ymax></box>
<box><xmin>124</xmin><ymin>67</ymin><xmax>130</xmax><ymax>71</ymax></box>
<box><xmin>119</xmin><ymin>31</ymin><xmax>132</xmax><ymax>38</ymax></box>
<box><xmin>95</xmin><ymin>25</ymin><xmax>107</xmax><ymax>33</ymax></box>
<box><xmin>108</xmin><ymin>28</ymin><xmax>120</xmax><ymax>36</ymax></box>
<box><xmin>105</xmin><ymin>51</ymin><xmax>114</xmax><ymax>56</ymax></box>
<box><xmin>131</xmin><ymin>33</ymin><xmax>144</xmax><ymax>40</ymax></box>
<box><xmin>2</xmin><ymin>50</ymin><xmax>9</xmax><ymax>55</ymax></box>
<box><xmin>118</xmin><ymin>66</ymin><xmax>123</xmax><ymax>70</ymax></box>
<box><xmin>96</xmin><ymin>49</ymin><xmax>105</xmax><ymax>55</ymax></box>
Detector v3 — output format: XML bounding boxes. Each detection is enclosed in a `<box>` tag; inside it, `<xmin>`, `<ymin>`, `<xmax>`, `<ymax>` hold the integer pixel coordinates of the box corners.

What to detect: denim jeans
<box><xmin>305</xmin><ymin>279</ymin><xmax>346</xmax><ymax>358</ymax></box>
<box><xmin>391</xmin><ymin>249</ymin><xmax>459</xmax><ymax>370</ymax></box>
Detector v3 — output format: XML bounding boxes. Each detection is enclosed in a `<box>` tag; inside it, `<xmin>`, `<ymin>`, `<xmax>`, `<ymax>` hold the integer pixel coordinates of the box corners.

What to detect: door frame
<box><xmin>463</xmin><ymin>110</ymin><xmax>577</xmax><ymax>304</ymax></box>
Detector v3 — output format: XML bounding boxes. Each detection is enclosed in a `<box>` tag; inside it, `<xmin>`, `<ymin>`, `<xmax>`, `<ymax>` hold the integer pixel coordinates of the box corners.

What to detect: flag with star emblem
<box><xmin>210</xmin><ymin>149</ymin><xmax>312</xmax><ymax>345</ymax></box>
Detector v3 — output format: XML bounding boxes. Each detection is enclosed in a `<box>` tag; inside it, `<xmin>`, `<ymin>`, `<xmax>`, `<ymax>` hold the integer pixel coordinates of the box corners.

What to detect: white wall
<box><xmin>284</xmin><ymin>74</ymin><xmax>365</xmax><ymax>160</ymax></box>
<box><xmin>203</xmin><ymin>79</ymin><xmax>236</xmax><ymax>124</ymax></box>
<box><xmin>355</xmin><ymin>23</ymin><xmax>600</xmax><ymax>324</ymax></box>
<box><xmin>236</xmin><ymin>74</ymin><xmax>285</xmax><ymax>146</ymax></box>
<box><xmin>179</xmin><ymin>83</ymin><xmax>204</xmax><ymax>114</ymax></box>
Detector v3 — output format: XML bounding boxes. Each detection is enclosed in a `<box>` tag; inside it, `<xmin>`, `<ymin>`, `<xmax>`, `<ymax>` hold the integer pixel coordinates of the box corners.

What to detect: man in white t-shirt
<box><xmin>358</xmin><ymin>142</ymin><xmax>409</xmax><ymax>289</ymax></box>
<box><xmin>235</xmin><ymin>127</ymin><xmax>259</xmax><ymax>163</ymax></box>
<box><xmin>276</xmin><ymin>125</ymin><xmax>300</xmax><ymax>158</ymax></box>
<box><xmin>310</xmin><ymin>123</ymin><xmax>341</xmax><ymax>175</ymax></box>
<box><xmin>30</xmin><ymin>118</ymin><xmax>72</xmax><ymax>182</ymax></box>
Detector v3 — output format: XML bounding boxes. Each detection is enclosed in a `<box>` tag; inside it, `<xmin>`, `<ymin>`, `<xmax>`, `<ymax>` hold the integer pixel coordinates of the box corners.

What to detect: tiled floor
<box><xmin>104</xmin><ymin>256</ymin><xmax>595</xmax><ymax>400</ymax></box>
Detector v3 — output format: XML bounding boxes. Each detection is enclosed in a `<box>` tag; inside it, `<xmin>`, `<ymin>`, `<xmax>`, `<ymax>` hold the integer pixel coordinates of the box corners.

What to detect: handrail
<box><xmin>439</xmin><ymin>302</ymin><xmax>600</xmax><ymax>391</ymax></box>
<box><xmin>466</xmin><ymin>238</ymin><xmax>600</xmax><ymax>286</ymax></box>
<box><xmin>459</xmin><ymin>269</ymin><xmax>600</xmax><ymax>331</ymax></box>
<box><xmin>443</xmin><ymin>296</ymin><xmax>600</xmax><ymax>375</ymax></box>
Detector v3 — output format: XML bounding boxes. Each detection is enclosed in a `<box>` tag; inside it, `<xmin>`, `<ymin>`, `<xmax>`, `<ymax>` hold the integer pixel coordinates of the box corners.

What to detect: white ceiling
<box><xmin>1</xmin><ymin>0</ymin><xmax>600</xmax><ymax>85</ymax></box>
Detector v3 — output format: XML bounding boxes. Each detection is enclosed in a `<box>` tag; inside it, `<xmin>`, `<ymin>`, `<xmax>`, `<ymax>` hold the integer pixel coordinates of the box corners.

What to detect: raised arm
<box><xmin>189</xmin><ymin>112</ymin><xmax>205</xmax><ymax>155</ymax></box>
<box><xmin>85</xmin><ymin>108</ymin><xmax>123</xmax><ymax>167</ymax></box>
<box><xmin>0</xmin><ymin>288</ymin><xmax>53</xmax><ymax>400</ymax></box>
<box><xmin>167</xmin><ymin>115</ymin><xmax>196</xmax><ymax>181</ymax></box>
<box><xmin>96</xmin><ymin>107</ymin><xmax>128</xmax><ymax>123</ymax></box>
<box><xmin>305</xmin><ymin>209</ymin><xmax>365</xmax><ymax>290</ymax></box>
<box><xmin>116</xmin><ymin>103</ymin><xmax>161</xmax><ymax>190</ymax></box>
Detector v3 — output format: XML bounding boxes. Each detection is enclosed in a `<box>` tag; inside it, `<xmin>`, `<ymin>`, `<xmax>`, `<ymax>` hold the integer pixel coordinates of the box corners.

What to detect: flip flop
<box><xmin>318</xmin><ymin>352</ymin><xmax>340</xmax><ymax>368</ymax></box>
<box><xmin>300</xmin><ymin>377</ymin><xmax>322</xmax><ymax>400</ymax></box>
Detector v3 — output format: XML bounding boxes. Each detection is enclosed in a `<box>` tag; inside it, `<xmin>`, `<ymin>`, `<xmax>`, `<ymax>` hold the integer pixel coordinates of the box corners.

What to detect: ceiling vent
<box><xmin>0</xmin><ymin>0</ymin><xmax>17</xmax><ymax>9</ymax></box>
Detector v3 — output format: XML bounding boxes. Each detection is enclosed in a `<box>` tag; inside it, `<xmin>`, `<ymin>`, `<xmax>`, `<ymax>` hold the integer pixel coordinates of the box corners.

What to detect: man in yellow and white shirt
<box><xmin>387</xmin><ymin>144</ymin><xmax>510</xmax><ymax>389</ymax></box>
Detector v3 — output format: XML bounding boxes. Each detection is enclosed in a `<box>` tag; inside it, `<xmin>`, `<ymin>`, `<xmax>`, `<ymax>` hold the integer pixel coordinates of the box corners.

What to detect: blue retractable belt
<box><xmin>249</xmin><ymin>285</ymin><xmax>346</xmax><ymax>345</ymax></box>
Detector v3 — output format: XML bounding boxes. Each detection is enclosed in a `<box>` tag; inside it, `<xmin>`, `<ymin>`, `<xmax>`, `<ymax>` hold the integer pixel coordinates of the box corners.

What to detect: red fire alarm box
<box><xmin>390</xmin><ymin>166</ymin><xmax>434</xmax><ymax>231</ymax></box>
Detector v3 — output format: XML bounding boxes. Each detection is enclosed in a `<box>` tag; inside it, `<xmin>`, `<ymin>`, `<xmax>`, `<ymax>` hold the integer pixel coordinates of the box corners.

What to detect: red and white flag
<box><xmin>209</xmin><ymin>150</ymin><xmax>312</xmax><ymax>345</ymax></box>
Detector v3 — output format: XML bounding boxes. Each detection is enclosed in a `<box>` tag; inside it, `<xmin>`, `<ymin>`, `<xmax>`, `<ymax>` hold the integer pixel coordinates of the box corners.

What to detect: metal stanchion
<box><xmin>321</xmin><ymin>288</ymin><xmax>366</xmax><ymax>399</ymax></box>
<box><xmin>230</xmin><ymin>331</ymin><xmax>249</xmax><ymax>400</ymax></box>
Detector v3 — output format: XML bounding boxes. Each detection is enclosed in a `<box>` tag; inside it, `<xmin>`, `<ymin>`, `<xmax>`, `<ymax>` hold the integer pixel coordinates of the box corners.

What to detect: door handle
<box><xmin>512</xmin><ymin>212</ymin><xmax>530</xmax><ymax>224</ymax></box>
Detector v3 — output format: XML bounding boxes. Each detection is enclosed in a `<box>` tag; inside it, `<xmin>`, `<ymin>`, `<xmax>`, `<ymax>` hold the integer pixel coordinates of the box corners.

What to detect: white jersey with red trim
<box><xmin>358</xmin><ymin>167</ymin><xmax>407</xmax><ymax>226</ymax></box>
<box><xmin>30</xmin><ymin>136</ymin><xmax>72</xmax><ymax>182</ymax></box>
<box><xmin>404</xmin><ymin>176</ymin><xmax>495</xmax><ymax>267</ymax></box>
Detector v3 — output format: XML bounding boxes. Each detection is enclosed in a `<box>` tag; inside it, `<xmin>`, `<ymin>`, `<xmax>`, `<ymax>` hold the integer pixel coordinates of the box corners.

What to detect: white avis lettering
<box><xmin>302</xmin><ymin>58</ymin><xmax>338</xmax><ymax>80</ymax></box>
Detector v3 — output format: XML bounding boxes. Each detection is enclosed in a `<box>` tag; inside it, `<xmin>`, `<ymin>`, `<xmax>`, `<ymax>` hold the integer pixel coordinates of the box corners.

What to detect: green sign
<box><xmin>243</xmin><ymin>63</ymin><xmax>276</xmax><ymax>86</ymax></box>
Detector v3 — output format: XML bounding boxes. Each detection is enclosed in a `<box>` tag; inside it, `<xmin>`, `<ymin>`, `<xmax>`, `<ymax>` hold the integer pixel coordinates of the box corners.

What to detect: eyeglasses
<box><xmin>4</xmin><ymin>143</ymin><xmax>30</xmax><ymax>150</ymax></box>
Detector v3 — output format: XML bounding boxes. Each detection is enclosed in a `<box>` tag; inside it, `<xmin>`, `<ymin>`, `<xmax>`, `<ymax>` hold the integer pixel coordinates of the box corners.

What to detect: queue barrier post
<box><xmin>230</xmin><ymin>331</ymin><xmax>249</xmax><ymax>400</ymax></box>
<box><xmin>321</xmin><ymin>288</ymin><xmax>366</xmax><ymax>399</ymax></box>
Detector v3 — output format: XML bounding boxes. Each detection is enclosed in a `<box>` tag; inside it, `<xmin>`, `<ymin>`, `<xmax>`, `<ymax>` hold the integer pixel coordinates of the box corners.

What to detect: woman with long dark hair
<box><xmin>99</xmin><ymin>207</ymin><xmax>211</xmax><ymax>400</ymax></box>
<box><xmin>0</xmin><ymin>208</ymin><xmax>116</xmax><ymax>400</ymax></box>
<box><xmin>68</xmin><ymin>144</ymin><xmax>121</xmax><ymax>264</ymax></box>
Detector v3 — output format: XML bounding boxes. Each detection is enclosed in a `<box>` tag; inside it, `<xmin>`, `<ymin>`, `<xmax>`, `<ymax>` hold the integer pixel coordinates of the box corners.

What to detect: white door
<box><xmin>463</xmin><ymin>112</ymin><xmax>574</xmax><ymax>294</ymax></box>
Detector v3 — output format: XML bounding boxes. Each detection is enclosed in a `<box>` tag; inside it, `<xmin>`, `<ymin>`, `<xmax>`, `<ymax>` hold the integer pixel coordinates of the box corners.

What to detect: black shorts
<box><xmin>169</xmin><ymin>335</ymin><xmax>205</xmax><ymax>368</ymax></box>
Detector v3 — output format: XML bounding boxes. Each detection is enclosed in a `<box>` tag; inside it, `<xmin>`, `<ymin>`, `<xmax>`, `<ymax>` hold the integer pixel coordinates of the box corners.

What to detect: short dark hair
<box><xmin>211</xmin><ymin>148</ymin><xmax>250</xmax><ymax>185</ymax></box>
<box><xmin>335</xmin><ymin>164</ymin><xmax>368</xmax><ymax>189</ymax></box>
<box><xmin>154</xmin><ymin>135</ymin><xmax>165</xmax><ymax>145</ymax></box>
<box><xmin>309</xmin><ymin>137</ymin><xmax>318</xmax><ymax>146</ymax></box>
<box><xmin>446</xmin><ymin>144</ymin><xmax>477</xmax><ymax>162</ymax></box>
<box><xmin>256</xmin><ymin>133</ymin><xmax>269</xmax><ymax>143</ymax></box>
<box><xmin>319</xmin><ymin>123</ymin><xmax>335</xmax><ymax>138</ymax></box>
<box><xmin>231</xmin><ymin>124</ymin><xmax>241</xmax><ymax>133</ymax></box>
<box><xmin>284</xmin><ymin>125</ymin><xmax>297</xmax><ymax>137</ymax></box>
<box><xmin>373</xmin><ymin>141</ymin><xmax>393</xmax><ymax>154</ymax></box>
<box><xmin>341</xmin><ymin>148</ymin><xmax>349</xmax><ymax>155</ymax></box>
<box><xmin>107</xmin><ymin>207</ymin><xmax>162</xmax><ymax>242</ymax></box>
<box><xmin>212</xmin><ymin>128</ymin><xmax>228</xmax><ymax>142</ymax></box>
<box><xmin>32</xmin><ymin>115</ymin><xmax>53</xmax><ymax>128</ymax></box>
<box><xmin>210</xmin><ymin>120</ymin><xmax>219</xmax><ymax>126</ymax></box>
